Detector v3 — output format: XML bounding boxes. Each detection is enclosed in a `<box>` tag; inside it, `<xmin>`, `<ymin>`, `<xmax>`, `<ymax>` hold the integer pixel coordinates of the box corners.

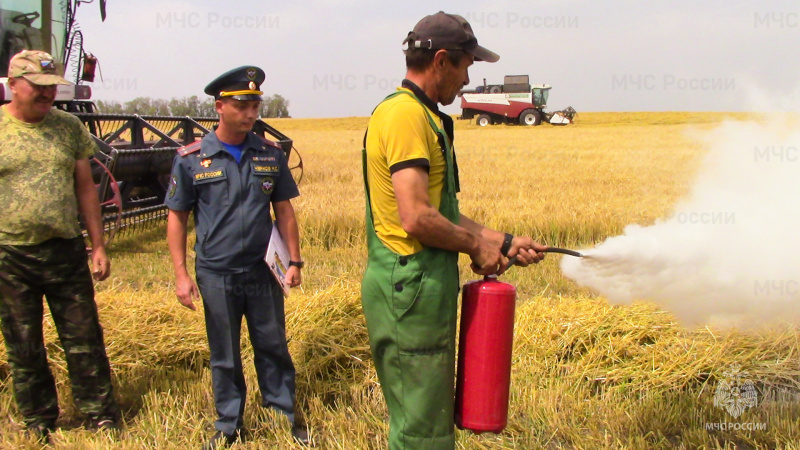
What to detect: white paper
<box><xmin>265</xmin><ymin>226</ymin><xmax>291</xmax><ymax>296</ymax></box>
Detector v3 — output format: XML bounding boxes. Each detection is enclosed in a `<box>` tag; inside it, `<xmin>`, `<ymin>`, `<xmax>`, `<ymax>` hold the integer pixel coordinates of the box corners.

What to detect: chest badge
<box><xmin>261</xmin><ymin>177</ymin><xmax>275</xmax><ymax>195</ymax></box>
<box><xmin>200</xmin><ymin>158</ymin><xmax>212</xmax><ymax>168</ymax></box>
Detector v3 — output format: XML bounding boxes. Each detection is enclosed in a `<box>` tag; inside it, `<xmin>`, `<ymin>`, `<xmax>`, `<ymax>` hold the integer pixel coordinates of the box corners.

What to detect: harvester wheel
<box><xmin>288</xmin><ymin>146</ymin><xmax>304</xmax><ymax>185</ymax></box>
<box><xmin>477</xmin><ymin>114</ymin><xmax>492</xmax><ymax>127</ymax></box>
<box><xmin>519</xmin><ymin>109</ymin><xmax>542</xmax><ymax>126</ymax></box>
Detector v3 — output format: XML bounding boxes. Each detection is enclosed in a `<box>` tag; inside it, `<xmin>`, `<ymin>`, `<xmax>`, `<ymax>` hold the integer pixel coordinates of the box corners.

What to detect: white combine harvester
<box><xmin>459</xmin><ymin>75</ymin><xmax>576</xmax><ymax>126</ymax></box>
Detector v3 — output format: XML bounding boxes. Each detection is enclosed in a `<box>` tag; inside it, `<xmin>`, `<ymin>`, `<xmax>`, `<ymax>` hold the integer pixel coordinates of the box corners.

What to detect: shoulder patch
<box><xmin>256</xmin><ymin>135</ymin><xmax>280</xmax><ymax>149</ymax></box>
<box><xmin>177</xmin><ymin>141</ymin><xmax>202</xmax><ymax>157</ymax></box>
<box><xmin>256</xmin><ymin>135</ymin><xmax>277</xmax><ymax>147</ymax></box>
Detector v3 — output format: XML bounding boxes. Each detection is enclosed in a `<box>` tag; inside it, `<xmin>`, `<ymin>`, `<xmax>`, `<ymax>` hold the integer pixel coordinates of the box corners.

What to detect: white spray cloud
<box><xmin>561</xmin><ymin>119</ymin><xmax>800</xmax><ymax>328</ymax></box>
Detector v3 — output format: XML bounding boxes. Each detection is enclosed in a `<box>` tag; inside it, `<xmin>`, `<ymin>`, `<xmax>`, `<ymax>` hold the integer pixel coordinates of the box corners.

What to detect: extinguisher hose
<box><xmin>501</xmin><ymin>247</ymin><xmax>583</xmax><ymax>273</ymax></box>
<box><xmin>543</xmin><ymin>247</ymin><xmax>583</xmax><ymax>257</ymax></box>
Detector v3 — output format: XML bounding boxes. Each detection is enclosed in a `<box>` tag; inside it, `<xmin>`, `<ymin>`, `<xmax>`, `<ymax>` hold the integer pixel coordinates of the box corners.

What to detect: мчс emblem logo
<box><xmin>713</xmin><ymin>364</ymin><xmax>758</xmax><ymax>418</ymax></box>
<box><xmin>261</xmin><ymin>177</ymin><xmax>275</xmax><ymax>195</ymax></box>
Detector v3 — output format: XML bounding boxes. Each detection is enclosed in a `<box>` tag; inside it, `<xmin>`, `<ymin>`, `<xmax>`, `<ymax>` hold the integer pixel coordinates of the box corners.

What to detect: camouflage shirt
<box><xmin>0</xmin><ymin>105</ymin><xmax>97</xmax><ymax>245</ymax></box>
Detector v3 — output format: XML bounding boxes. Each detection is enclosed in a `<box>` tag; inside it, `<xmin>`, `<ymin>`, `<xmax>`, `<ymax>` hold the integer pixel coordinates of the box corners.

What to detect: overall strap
<box><xmin>363</xmin><ymin>90</ymin><xmax>448</xmax><ymax>150</ymax></box>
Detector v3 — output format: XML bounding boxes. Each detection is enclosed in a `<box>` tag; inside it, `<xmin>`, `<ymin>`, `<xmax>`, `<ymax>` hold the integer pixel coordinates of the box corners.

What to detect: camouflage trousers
<box><xmin>0</xmin><ymin>237</ymin><xmax>118</xmax><ymax>427</ymax></box>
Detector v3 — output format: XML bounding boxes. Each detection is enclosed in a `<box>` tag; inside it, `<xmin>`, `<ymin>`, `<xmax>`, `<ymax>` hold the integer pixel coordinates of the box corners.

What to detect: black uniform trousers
<box><xmin>196</xmin><ymin>261</ymin><xmax>295</xmax><ymax>434</ymax></box>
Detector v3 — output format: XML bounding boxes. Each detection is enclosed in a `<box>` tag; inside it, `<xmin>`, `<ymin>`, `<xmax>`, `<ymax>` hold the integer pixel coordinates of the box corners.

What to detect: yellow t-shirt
<box><xmin>365</xmin><ymin>88</ymin><xmax>446</xmax><ymax>255</ymax></box>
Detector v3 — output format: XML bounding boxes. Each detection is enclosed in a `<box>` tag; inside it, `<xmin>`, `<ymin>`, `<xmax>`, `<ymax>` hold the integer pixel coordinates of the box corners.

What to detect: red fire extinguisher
<box><xmin>455</xmin><ymin>274</ymin><xmax>517</xmax><ymax>434</ymax></box>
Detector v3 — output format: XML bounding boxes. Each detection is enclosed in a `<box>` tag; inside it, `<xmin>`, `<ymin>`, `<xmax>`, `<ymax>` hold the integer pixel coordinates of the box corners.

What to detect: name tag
<box><xmin>252</xmin><ymin>163</ymin><xmax>279</xmax><ymax>174</ymax></box>
<box><xmin>194</xmin><ymin>169</ymin><xmax>226</xmax><ymax>184</ymax></box>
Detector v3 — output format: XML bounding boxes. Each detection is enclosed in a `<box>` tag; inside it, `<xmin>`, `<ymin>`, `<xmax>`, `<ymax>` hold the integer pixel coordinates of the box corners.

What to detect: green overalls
<box><xmin>361</xmin><ymin>90</ymin><xmax>460</xmax><ymax>450</ymax></box>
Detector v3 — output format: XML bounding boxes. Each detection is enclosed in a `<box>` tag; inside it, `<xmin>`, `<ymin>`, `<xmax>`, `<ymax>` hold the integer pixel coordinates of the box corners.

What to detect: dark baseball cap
<box><xmin>403</xmin><ymin>11</ymin><xmax>499</xmax><ymax>63</ymax></box>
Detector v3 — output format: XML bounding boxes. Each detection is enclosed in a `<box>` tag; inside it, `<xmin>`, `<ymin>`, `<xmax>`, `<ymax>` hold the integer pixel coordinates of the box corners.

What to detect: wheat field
<box><xmin>1</xmin><ymin>112</ymin><xmax>798</xmax><ymax>449</ymax></box>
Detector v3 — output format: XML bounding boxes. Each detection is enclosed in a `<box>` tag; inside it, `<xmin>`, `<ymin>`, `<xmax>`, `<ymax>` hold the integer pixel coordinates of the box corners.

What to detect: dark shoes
<box><xmin>291</xmin><ymin>423</ymin><xmax>312</xmax><ymax>446</ymax></box>
<box><xmin>26</xmin><ymin>422</ymin><xmax>54</xmax><ymax>444</ymax></box>
<box><xmin>202</xmin><ymin>428</ymin><xmax>246</xmax><ymax>449</ymax></box>
<box><xmin>24</xmin><ymin>417</ymin><xmax>120</xmax><ymax>444</ymax></box>
<box><xmin>201</xmin><ymin>424</ymin><xmax>310</xmax><ymax>448</ymax></box>
<box><xmin>91</xmin><ymin>417</ymin><xmax>121</xmax><ymax>432</ymax></box>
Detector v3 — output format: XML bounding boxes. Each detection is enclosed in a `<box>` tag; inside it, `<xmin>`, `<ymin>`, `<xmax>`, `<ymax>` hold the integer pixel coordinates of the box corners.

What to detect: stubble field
<box><xmin>1</xmin><ymin>112</ymin><xmax>799</xmax><ymax>449</ymax></box>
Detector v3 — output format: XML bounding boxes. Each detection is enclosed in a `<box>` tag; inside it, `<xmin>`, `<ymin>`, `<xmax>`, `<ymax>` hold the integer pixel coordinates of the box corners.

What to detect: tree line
<box><xmin>94</xmin><ymin>94</ymin><xmax>290</xmax><ymax>118</ymax></box>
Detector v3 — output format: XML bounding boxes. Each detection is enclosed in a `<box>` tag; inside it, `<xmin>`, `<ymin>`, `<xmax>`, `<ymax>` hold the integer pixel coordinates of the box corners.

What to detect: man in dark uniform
<box><xmin>165</xmin><ymin>66</ymin><xmax>309</xmax><ymax>448</ymax></box>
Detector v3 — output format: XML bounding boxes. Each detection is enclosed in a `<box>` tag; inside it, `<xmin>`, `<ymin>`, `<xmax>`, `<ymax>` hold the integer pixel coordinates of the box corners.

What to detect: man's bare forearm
<box><xmin>273</xmin><ymin>200</ymin><xmax>302</xmax><ymax>261</ymax></box>
<box><xmin>393</xmin><ymin>166</ymin><xmax>486</xmax><ymax>257</ymax></box>
<box><xmin>74</xmin><ymin>159</ymin><xmax>105</xmax><ymax>249</ymax></box>
<box><xmin>167</xmin><ymin>210</ymin><xmax>191</xmax><ymax>278</ymax></box>
<box><xmin>406</xmin><ymin>205</ymin><xmax>481</xmax><ymax>255</ymax></box>
<box><xmin>458</xmin><ymin>214</ymin><xmax>505</xmax><ymax>249</ymax></box>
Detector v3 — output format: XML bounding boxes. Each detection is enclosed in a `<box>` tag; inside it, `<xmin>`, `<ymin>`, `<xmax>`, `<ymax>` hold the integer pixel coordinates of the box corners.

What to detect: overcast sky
<box><xmin>75</xmin><ymin>0</ymin><xmax>800</xmax><ymax>118</ymax></box>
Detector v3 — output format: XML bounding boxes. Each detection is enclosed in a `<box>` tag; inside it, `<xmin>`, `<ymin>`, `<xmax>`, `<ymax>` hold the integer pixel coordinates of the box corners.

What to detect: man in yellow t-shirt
<box><xmin>0</xmin><ymin>50</ymin><xmax>119</xmax><ymax>443</ymax></box>
<box><xmin>361</xmin><ymin>12</ymin><xmax>548</xmax><ymax>450</ymax></box>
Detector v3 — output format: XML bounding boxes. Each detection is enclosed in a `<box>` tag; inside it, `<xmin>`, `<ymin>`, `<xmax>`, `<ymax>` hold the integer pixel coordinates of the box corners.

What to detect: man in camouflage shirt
<box><xmin>0</xmin><ymin>50</ymin><xmax>119</xmax><ymax>443</ymax></box>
